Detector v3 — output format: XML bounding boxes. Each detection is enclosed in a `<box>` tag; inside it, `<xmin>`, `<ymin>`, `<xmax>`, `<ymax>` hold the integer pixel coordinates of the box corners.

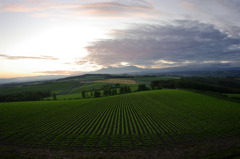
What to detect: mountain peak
<box><xmin>94</xmin><ymin>66</ymin><xmax>143</xmax><ymax>74</ymax></box>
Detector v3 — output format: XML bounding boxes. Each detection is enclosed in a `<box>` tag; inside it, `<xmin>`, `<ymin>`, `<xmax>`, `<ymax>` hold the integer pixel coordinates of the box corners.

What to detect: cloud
<box><xmin>85</xmin><ymin>20</ymin><xmax>240</xmax><ymax>68</ymax></box>
<box><xmin>182</xmin><ymin>2</ymin><xmax>196</xmax><ymax>9</ymax></box>
<box><xmin>72</xmin><ymin>1</ymin><xmax>158</xmax><ymax>18</ymax></box>
<box><xmin>0</xmin><ymin>3</ymin><xmax>78</xmax><ymax>13</ymax></box>
<box><xmin>0</xmin><ymin>54</ymin><xmax>59</xmax><ymax>60</ymax></box>
<box><xmin>80</xmin><ymin>1</ymin><xmax>152</xmax><ymax>10</ymax></box>
<box><xmin>74</xmin><ymin>60</ymin><xmax>89</xmax><ymax>65</ymax></box>
<box><xmin>219</xmin><ymin>0</ymin><xmax>240</xmax><ymax>13</ymax></box>
<box><xmin>1</xmin><ymin>4</ymin><xmax>38</xmax><ymax>12</ymax></box>
<box><xmin>34</xmin><ymin>70</ymin><xmax>84</xmax><ymax>75</ymax></box>
<box><xmin>75</xmin><ymin>1</ymin><xmax>155</xmax><ymax>16</ymax></box>
<box><xmin>0</xmin><ymin>0</ymin><xmax>158</xmax><ymax>17</ymax></box>
<box><xmin>179</xmin><ymin>0</ymin><xmax>240</xmax><ymax>36</ymax></box>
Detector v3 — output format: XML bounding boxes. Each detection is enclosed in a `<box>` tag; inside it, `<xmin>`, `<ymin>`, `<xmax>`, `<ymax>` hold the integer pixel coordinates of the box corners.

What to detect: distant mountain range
<box><xmin>0</xmin><ymin>65</ymin><xmax>240</xmax><ymax>85</ymax></box>
<box><xmin>92</xmin><ymin>66</ymin><xmax>144</xmax><ymax>74</ymax></box>
<box><xmin>93</xmin><ymin>65</ymin><xmax>240</xmax><ymax>74</ymax></box>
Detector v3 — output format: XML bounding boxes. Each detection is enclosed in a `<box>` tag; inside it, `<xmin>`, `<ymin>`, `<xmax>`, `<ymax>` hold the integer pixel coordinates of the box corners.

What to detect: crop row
<box><xmin>1</xmin><ymin>90</ymin><xmax>240</xmax><ymax>150</ymax></box>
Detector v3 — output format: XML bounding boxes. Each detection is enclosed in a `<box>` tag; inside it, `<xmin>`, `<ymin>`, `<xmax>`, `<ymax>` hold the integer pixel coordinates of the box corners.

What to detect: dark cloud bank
<box><xmin>85</xmin><ymin>20</ymin><xmax>240</xmax><ymax>69</ymax></box>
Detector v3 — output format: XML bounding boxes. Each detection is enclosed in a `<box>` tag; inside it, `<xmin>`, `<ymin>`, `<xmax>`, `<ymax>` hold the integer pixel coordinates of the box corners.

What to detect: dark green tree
<box><xmin>119</xmin><ymin>86</ymin><xmax>131</xmax><ymax>94</ymax></box>
<box><xmin>53</xmin><ymin>93</ymin><xmax>57</xmax><ymax>100</ymax></box>
<box><xmin>90</xmin><ymin>91</ymin><xmax>93</xmax><ymax>97</ymax></box>
<box><xmin>112</xmin><ymin>88</ymin><xmax>117</xmax><ymax>95</ymax></box>
<box><xmin>94</xmin><ymin>91</ymin><xmax>101</xmax><ymax>98</ymax></box>
<box><xmin>162</xmin><ymin>80</ymin><xmax>176</xmax><ymax>89</ymax></box>
<box><xmin>138</xmin><ymin>84</ymin><xmax>149</xmax><ymax>91</ymax></box>
<box><xmin>81</xmin><ymin>91</ymin><xmax>86</xmax><ymax>98</ymax></box>
<box><xmin>103</xmin><ymin>89</ymin><xmax>108</xmax><ymax>96</ymax></box>
<box><xmin>157</xmin><ymin>83</ymin><xmax>162</xmax><ymax>89</ymax></box>
<box><xmin>150</xmin><ymin>82</ymin><xmax>155</xmax><ymax>90</ymax></box>
<box><xmin>120</xmin><ymin>86</ymin><xmax>124</xmax><ymax>94</ymax></box>
<box><xmin>127</xmin><ymin>86</ymin><xmax>131</xmax><ymax>93</ymax></box>
<box><xmin>151</xmin><ymin>80</ymin><xmax>162</xmax><ymax>90</ymax></box>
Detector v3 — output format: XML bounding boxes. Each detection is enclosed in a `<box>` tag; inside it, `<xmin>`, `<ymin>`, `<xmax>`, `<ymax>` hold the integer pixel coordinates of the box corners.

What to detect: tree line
<box><xmin>137</xmin><ymin>79</ymin><xmax>240</xmax><ymax>94</ymax></box>
<box><xmin>81</xmin><ymin>85</ymin><xmax>131</xmax><ymax>98</ymax></box>
<box><xmin>0</xmin><ymin>90</ymin><xmax>51</xmax><ymax>102</ymax></box>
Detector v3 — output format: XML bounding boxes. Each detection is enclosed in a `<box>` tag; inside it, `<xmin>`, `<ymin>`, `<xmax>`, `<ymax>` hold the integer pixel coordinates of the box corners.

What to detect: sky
<box><xmin>0</xmin><ymin>0</ymin><xmax>240</xmax><ymax>78</ymax></box>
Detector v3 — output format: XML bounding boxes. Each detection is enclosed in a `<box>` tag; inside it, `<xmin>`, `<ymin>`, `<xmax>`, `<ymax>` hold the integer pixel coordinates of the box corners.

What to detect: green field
<box><xmin>60</xmin><ymin>75</ymin><xmax>105</xmax><ymax>82</ymax></box>
<box><xmin>70</xmin><ymin>82</ymin><xmax>116</xmax><ymax>93</ymax></box>
<box><xmin>226</xmin><ymin>94</ymin><xmax>240</xmax><ymax>97</ymax></box>
<box><xmin>134</xmin><ymin>76</ymin><xmax>180</xmax><ymax>85</ymax></box>
<box><xmin>1</xmin><ymin>89</ymin><xmax>239</xmax><ymax>151</ymax></box>
<box><xmin>46</xmin><ymin>92</ymin><xmax>83</xmax><ymax>100</ymax></box>
<box><xmin>135</xmin><ymin>76</ymin><xmax>180</xmax><ymax>82</ymax></box>
<box><xmin>0</xmin><ymin>81</ymin><xmax>79</xmax><ymax>95</ymax></box>
<box><xmin>71</xmin><ymin>82</ymin><xmax>138</xmax><ymax>94</ymax></box>
<box><xmin>0</xmin><ymin>75</ymin><xmax>106</xmax><ymax>95</ymax></box>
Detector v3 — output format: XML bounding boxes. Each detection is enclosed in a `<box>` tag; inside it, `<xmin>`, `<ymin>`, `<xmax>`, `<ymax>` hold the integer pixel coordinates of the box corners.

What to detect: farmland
<box><xmin>94</xmin><ymin>78</ymin><xmax>137</xmax><ymax>85</ymax></box>
<box><xmin>70</xmin><ymin>82</ymin><xmax>116</xmax><ymax>93</ymax></box>
<box><xmin>0</xmin><ymin>80</ymin><xmax>79</xmax><ymax>95</ymax></box>
<box><xmin>226</xmin><ymin>94</ymin><xmax>240</xmax><ymax>98</ymax></box>
<box><xmin>1</xmin><ymin>89</ymin><xmax>240</xmax><ymax>155</ymax></box>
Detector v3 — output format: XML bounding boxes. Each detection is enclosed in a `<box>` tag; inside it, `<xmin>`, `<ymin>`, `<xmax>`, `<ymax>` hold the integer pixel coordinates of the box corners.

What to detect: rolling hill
<box><xmin>0</xmin><ymin>89</ymin><xmax>240</xmax><ymax>158</ymax></box>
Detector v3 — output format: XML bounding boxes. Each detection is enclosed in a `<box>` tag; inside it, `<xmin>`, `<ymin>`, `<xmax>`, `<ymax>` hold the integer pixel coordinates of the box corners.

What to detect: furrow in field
<box><xmin>82</xmin><ymin>104</ymin><xmax>110</xmax><ymax>135</ymax></box>
<box><xmin>93</xmin><ymin>101</ymin><xmax>115</xmax><ymax>135</ymax></box>
<box><xmin>75</xmin><ymin>104</ymin><xmax>108</xmax><ymax>134</ymax></box>
<box><xmin>104</xmin><ymin>103</ymin><xmax>118</xmax><ymax>135</ymax></box>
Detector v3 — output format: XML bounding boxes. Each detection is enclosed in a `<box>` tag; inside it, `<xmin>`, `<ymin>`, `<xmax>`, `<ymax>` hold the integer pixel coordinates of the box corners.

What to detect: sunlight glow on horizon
<box><xmin>0</xmin><ymin>24</ymin><xmax>108</xmax><ymax>78</ymax></box>
<box><xmin>8</xmin><ymin>25</ymin><xmax>107</xmax><ymax>58</ymax></box>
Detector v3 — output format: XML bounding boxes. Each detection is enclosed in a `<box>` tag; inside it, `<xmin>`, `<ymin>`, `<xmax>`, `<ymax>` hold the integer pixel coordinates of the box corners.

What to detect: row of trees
<box><xmin>137</xmin><ymin>84</ymin><xmax>149</xmax><ymax>91</ymax></box>
<box><xmin>0</xmin><ymin>91</ymin><xmax>51</xmax><ymax>102</ymax></box>
<box><xmin>81</xmin><ymin>86</ymin><xmax>132</xmax><ymax>98</ymax></box>
<box><xmin>119</xmin><ymin>86</ymin><xmax>131</xmax><ymax>94</ymax></box>
<box><xmin>81</xmin><ymin>90</ymin><xmax>102</xmax><ymax>98</ymax></box>
<box><xmin>145</xmin><ymin>79</ymin><xmax>240</xmax><ymax>93</ymax></box>
<box><xmin>177</xmin><ymin>80</ymin><xmax>240</xmax><ymax>93</ymax></box>
<box><xmin>138</xmin><ymin>81</ymin><xmax>163</xmax><ymax>91</ymax></box>
<box><xmin>150</xmin><ymin>81</ymin><xmax>163</xmax><ymax>89</ymax></box>
<box><xmin>103</xmin><ymin>88</ymin><xmax>117</xmax><ymax>96</ymax></box>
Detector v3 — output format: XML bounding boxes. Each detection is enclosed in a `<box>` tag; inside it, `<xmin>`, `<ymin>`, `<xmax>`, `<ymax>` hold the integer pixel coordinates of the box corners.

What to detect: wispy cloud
<box><xmin>0</xmin><ymin>3</ymin><xmax>78</xmax><ymax>13</ymax></box>
<box><xmin>0</xmin><ymin>0</ymin><xmax>158</xmax><ymax>17</ymax></box>
<box><xmin>182</xmin><ymin>2</ymin><xmax>196</xmax><ymax>10</ymax></box>
<box><xmin>0</xmin><ymin>54</ymin><xmax>59</xmax><ymax>60</ymax></box>
<box><xmin>80</xmin><ymin>1</ymin><xmax>152</xmax><ymax>10</ymax></box>
<box><xmin>76</xmin><ymin>1</ymin><xmax>158</xmax><ymax>17</ymax></box>
<box><xmin>35</xmin><ymin>70</ymin><xmax>84</xmax><ymax>75</ymax></box>
<box><xmin>1</xmin><ymin>4</ymin><xmax>39</xmax><ymax>12</ymax></box>
<box><xmin>74</xmin><ymin>60</ymin><xmax>89</xmax><ymax>65</ymax></box>
<box><xmin>85</xmin><ymin>20</ymin><xmax>240</xmax><ymax>68</ymax></box>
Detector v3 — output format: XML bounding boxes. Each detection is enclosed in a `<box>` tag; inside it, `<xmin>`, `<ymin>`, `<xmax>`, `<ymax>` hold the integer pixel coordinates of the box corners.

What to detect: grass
<box><xmin>135</xmin><ymin>76</ymin><xmax>180</xmax><ymax>81</ymax></box>
<box><xmin>0</xmin><ymin>81</ymin><xmax>79</xmax><ymax>95</ymax></box>
<box><xmin>45</xmin><ymin>92</ymin><xmax>83</xmax><ymax>100</ymax></box>
<box><xmin>0</xmin><ymin>75</ymin><xmax>105</xmax><ymax>95</ymax></box>
<box><xmin>94</xmin><ymin>78</ymin><xmax>137</xmax><ymax>85</ymax></box>
<box><xmin>226</xmin><ymin>94</ymin><xmax>240</xmax><ymax>97</ymax></box>
<box><xmin>71</xmin><ymin>83</ymin><xmax>115</xmax><ymax>93</ymax></box>
<box><xmin>60</xmin><ymin>75</ymin><xmax>105</xmax><ymax>82</ymax></box>
<box><xmin>134</xmin><ymin>76</ymin><xmax>180</xmax><ymax>85</ymax></box>
<box><xmin>0</xmin><ymin>89</ymin><xmax>240</xmax><ymax>152</ymax></box>
<box><xmin>70</xmin><ymin>82</ymin><xmax>138</xmax><ymax>94</ymax></box>
<box><xmin>60</xmin><ymin>86</ymin><xmax>138</xmax><ymax>100</ymax></box>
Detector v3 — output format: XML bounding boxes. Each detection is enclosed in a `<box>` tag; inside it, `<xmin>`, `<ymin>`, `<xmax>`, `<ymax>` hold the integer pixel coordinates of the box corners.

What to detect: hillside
<box><xmin>1</xmin><ymin>89</ymin><xmax>240</xmax><ymax>158</ymax></box>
